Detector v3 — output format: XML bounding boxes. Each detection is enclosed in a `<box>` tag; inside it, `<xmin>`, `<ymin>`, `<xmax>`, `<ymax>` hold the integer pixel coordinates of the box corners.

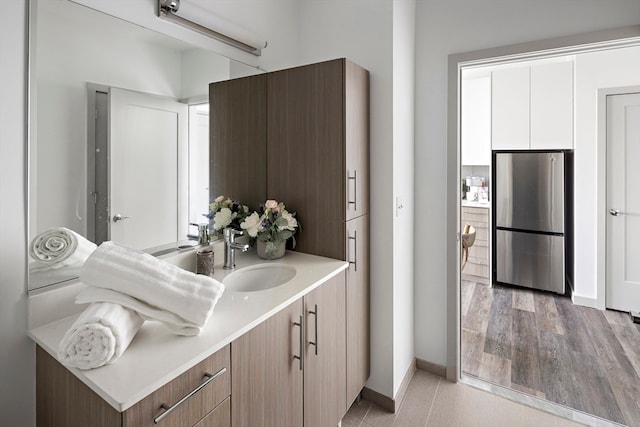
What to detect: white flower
<box><xmin>279</xmin><ymin>210</ymin><xmax>298</xmax><ymax>231</ymax></box>
<box><xmin>241</xmin><ymin>212</ymin><xmax>263</xmax><ymax>237</ymax></box>
<box><xmin>213</xmin><ymin>208</ymin><xmax>233</xmax><ymax>230</ymax></box>
<box><xmin>214</xmin><ymin>195</ymin><xmax>225</xmax><ymax>203</ymax></box>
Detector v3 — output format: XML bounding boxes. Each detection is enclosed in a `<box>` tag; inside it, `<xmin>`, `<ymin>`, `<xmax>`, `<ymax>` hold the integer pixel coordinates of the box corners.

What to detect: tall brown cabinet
<box><xmin>210</xmin><ymin>58</ymin><xmax>370</xmax><ymax>416</ymax></box>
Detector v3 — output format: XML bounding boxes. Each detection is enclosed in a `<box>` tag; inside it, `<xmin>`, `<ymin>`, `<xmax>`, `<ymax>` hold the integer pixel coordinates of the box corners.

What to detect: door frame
<box><xmin>597</xmin><ymin>85</ymin><xmax>640</xmax><ymax>310</ymax></box>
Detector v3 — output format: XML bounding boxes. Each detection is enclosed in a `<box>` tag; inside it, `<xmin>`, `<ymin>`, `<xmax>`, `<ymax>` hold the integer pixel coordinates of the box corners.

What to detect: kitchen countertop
<box><xmin>462</xmin><ymin>200</ymin><xmax>491</xmax><ymax>208</ymax></box>
<box><xmin>29</xmin><ymin>249</ymin><xmax>348</xmax><ymax>412</ymax></box>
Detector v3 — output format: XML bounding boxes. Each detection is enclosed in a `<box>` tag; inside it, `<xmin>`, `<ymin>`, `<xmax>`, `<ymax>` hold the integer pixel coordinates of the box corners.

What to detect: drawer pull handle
<box><xmin>154</xmin><ymin>367</ymin><xmax>227</xmax><ymax>424</ymax></box>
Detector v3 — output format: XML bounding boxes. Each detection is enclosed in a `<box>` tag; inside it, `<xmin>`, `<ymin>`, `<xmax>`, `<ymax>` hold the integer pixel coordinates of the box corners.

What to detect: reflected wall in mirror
<box><xmin>28</xmin><ymin>0</ymin><xmax>261</xmax><ymax>291</ymax></box>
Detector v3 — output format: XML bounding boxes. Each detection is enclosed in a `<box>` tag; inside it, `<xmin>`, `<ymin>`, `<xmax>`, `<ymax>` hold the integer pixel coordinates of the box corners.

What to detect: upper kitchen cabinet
<box><xmin>461</xmin><ymin>74</ymin><xmax>491</xmax><ymax>165</ymax></box>
<box><xmin>267</xmin><ymin>59</ymin><xmax>370</xmax><ymax>259</ymax></box>
<box><xmin>491</xmin><ymin>59</ymin><xmax>574</xmax><ymax>150</ymax></box>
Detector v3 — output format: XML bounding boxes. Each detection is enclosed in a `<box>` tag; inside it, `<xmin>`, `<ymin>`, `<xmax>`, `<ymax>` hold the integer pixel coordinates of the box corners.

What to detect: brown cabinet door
<box><xmin>345</xmin><ymin>60</ymin><xmax>370</xmax><ymax>221</ymax></box>
<box><xmin>210</xmin><ymin>75</ymin><xmax>267</xmax><ymax>210</ymax></box>
<box><xmin>345</xmin><ymin>214</ymin><xmax>370</xmax><ymax>406</ymax></box>
<box><xmin>303</xmin><ymin>272</ymin><xmax>347</xmax><ymax>427</ymax></box>
<box><xmin>267</xmin><ymin>59</ymin><xmax>346</xmax><ymax>259</ymax></box>
<box><xmin>231</xmin><ymin>299</ymin><xmax>304</xmax><ymax>427</ymax></box>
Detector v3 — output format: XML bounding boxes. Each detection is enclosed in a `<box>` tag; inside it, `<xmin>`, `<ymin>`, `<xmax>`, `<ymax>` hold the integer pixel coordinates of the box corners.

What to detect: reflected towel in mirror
<box><xmin>29</xmin><ymin>227</ymin><xmax>96</xmax><ymax>271</ymax></box>
<box><xmin>57</xmin><ymin>302</ymin><xmax>144</xmax><ymax>370</ymax></box>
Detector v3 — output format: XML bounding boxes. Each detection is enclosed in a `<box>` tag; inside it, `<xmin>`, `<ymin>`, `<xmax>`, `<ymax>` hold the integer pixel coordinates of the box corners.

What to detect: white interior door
<box><xmin>606</xmin><ymin>92</ymin><xmax>640</xmax><ymax>312</ymax></box>
<box><xmin>109</xmin><ymin>87</ymin><xmax>188</xmax><ymax>251</ymax></box>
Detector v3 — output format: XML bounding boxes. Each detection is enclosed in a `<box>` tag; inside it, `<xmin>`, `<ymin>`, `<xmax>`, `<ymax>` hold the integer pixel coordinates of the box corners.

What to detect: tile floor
<box><xmin>342</xmin><ymin>370</ymin><xmax>586</xmax><ymax>427</ymax></box>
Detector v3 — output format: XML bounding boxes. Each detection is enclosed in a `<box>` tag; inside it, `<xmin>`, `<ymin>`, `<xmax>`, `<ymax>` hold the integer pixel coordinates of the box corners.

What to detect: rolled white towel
<box><xmin>76</xmin><ymin>287</ymin><xmax>202</xmax><ymax>336</ymax></box>
<box><xmin>57</xmin><ymin>302</ymin><xmax>144</xmax><ymax>370</ymax></box>
<box><xmin>29</xmin><ymin>227</ymin><xmax>96</xmax><ymax>271</ymax></box>
<box><xmin>80</xmin><ymin>241</ymin><xmax>225</xmax><ymax>327</ymax></box>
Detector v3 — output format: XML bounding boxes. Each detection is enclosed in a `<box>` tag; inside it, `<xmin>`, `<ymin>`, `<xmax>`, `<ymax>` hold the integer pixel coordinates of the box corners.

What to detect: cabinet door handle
<box><xmin>309</xmin><ymin>304</ymin><xmax>318</xmax><ymax>356</ymax></box>
<box><xmin>293</xmin><ymin>315</ymin><xmax>304</xmax><ymax>371</ymax></box>
<box><xmin>348</xmin><ymin>170</ymin><xmax>357</xmax><ymax>211</ymax></box>
<box><xmin>348</xmin><ymin>231</ymin><xmax>358</xmax><ymax>272</ymax></box>
<box><xmin>154</xmin><ymin>367</ymin><xmax>227</xmax><ymax>424</ymax></box>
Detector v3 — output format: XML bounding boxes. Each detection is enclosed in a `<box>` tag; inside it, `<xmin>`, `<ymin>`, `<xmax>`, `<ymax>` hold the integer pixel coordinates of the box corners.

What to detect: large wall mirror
<box><xmin>28</xmin><ymin>0</ymin><xmax>261</xmax><ymax>291</ymax></box>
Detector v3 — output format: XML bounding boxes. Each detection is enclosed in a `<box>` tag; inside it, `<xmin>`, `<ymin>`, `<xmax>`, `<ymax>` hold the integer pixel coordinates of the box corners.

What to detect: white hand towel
<box><xmin>57</xmin><ymin>302</ymin><xmax>144</xmax><ymax>370</ymax></box>
<box><xmin>80</xmin><ymin>241</ymin><xmax>225</xmax><ymax>327</ymax></box>
<box><xmin>76</xmin><ymin>287</ymin><xmax>202</xmax><ymax>336</ymax></box>
<box><xmin>29</xmin><ymin>227</ymin><xmax>97</xmax><ymax>271</ymax></box>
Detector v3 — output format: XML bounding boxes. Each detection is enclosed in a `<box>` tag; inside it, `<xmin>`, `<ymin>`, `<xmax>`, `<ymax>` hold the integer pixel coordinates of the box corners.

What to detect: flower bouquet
<box><xmin>206</xmin><ymin>195</ymin><xmax>250</xmax><ymax>237</ymax></box>
<box><xmin>241</xmin><ymin>200</ymin><xmax>299</xmax><ymax>259</ymax></box>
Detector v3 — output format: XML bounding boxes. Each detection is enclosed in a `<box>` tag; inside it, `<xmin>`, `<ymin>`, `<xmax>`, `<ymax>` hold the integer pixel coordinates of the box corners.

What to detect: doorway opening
<box><xmin>450</xmin><ymin>29</ymin><xmax>640</xmax><ymax>426</ymax></box>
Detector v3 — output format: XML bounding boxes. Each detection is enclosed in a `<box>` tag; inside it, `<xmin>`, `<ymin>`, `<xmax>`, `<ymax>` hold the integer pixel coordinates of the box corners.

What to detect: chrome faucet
<box><xmin>188</xmin><ymin>223</ymin><xmax>210</xmax><ymax>245</ymax></box>
<box><xmin>223</xmin><ymin>228</ymin><xmax>249</xmax><ymax>270</ymax></box>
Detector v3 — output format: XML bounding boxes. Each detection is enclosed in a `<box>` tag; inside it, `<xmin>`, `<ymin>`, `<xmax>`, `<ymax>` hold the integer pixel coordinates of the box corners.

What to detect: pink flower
<box><xmin>265</xmin><ymin>199</ymin><xmax>278</xmax><ymax>209</ymax></box>
<box><xmin>214</xmin><ymin>195</ymin><xmax>225</xmax><ymax>203</ymax></box>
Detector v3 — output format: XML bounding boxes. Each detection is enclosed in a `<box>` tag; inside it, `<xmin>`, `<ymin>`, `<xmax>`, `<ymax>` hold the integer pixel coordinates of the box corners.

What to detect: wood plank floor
<box><xmin>461</xmin><ymin>280</ymin><xmax>640</xmax><ymax>427</ymax></box>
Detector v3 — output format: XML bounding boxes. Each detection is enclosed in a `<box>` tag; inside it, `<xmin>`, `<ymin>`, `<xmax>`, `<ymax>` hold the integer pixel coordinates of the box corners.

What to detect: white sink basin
<box><xmin>223</xmin><ymin>263</ymin><xmax>297</xmax><ymax>292</ymax></box>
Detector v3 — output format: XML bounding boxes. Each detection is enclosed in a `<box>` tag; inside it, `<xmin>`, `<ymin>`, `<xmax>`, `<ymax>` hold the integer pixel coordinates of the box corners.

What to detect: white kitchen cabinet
<box><xmin>461</xmin><ymin>76</ymin><xmax>491</xmax><ymax>165</ymax></box>
<box><xmin>491</xmin><ymin>67</ymin><xmax>530</xmax><ymax>150</ymax></box>
<box><xmin>530</xmin><ymin>61</ymin><xmax>574</xmax><ymax>149</ymax></box>
<box><xmin>491</xmin><ymin>59</ymin><xmax>574</xmax><ymax>150</ymax></box>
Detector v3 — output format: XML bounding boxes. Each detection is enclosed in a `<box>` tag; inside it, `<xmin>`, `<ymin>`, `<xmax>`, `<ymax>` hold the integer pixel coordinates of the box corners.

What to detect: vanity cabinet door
<box><xmin>123</xmin><ymin>345</ymin><xmax>230</xmax><ymax>427</ymax></box>
<box><xmin>345</xmin><ymin>214</ymin><xmax>370</xmax><ymax>406</ymax></box>
<box><xmin>231</xmin><ymin>299</ymin><xmax>304</xmax><ymax>427</ymax></box>
<box><xmin>303</xmin><ymin>272</ymin><xmax>347</xmax><ymax>427</ymax></box>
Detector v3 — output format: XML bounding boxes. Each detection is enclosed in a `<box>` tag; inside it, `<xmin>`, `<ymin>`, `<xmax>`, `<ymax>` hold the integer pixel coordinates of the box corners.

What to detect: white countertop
<box><xmin>29</xmin><ymin>250</ymin><xmax>348</xmax><ymax>412</ymax></box>
<box><xmin>462</xmin><ymin>200</ymin><xmax>491</xmax><ymax>208</ymax></box>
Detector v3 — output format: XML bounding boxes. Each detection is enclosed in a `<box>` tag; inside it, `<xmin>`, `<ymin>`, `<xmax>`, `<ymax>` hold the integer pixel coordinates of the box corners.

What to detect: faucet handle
<box><xmin>223</xmin><ymin>227</ymin><xmax>244</xmax><ymax>238</ymax></box>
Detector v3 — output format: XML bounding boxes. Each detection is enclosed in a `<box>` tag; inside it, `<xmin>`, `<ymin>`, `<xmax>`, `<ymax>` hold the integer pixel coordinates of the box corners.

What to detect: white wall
<box><xmin>392</xmin><ymin>0</ymin><xmax>417</xmax><ymax>396</ymax></box>
<box><xmin>414</xmin><ymin>0</ymin><xmax>640</xmax><ymax>367</ymax></box>
<box><xmin>0</xmin><ymin>0</ymin><xmax>34</xmax><ymax>425</ymax></box>
<box><xmin>574</xmin><ymin>46</ymin><xmax>640</xmax><ymax>304</ymax></box>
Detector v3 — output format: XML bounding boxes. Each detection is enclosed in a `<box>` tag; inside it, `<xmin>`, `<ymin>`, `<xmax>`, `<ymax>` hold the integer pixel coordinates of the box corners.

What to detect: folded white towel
<box><xmin>80</xmin><ymin>241</ymin><xmax>225</xmax><ymax>327</ymax></box>
<box><xmin>76</xmin><ymin>287</ymin><xmax>201</xmax><ymax>336</ymax></box>
<box><xmin>29</xmin><ymin>227</ymin><xmax>97</xmax><ymax>271</ymax></box>
<box><xmin>57</xmin><ymin>302</ymin><xmax>144</xmax><ymax>370</ymax></box>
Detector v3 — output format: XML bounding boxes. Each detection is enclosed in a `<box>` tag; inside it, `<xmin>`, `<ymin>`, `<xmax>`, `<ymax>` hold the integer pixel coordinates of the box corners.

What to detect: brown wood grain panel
<box><xmin>123</xmin><ymin>345</ymin><xmax>230</xmax><ymax>427</ymax></box>
<box><xmin>345</xmin><ymin>60</ymin><xmax>370</xmax><ymax>220</ymax></box>
<box><xmin>304</xmin><ymin>272</ymin><xmax>347</xmax><ymax>427</ymax></box>
<box><xmin>267</xmin><ymin>59</ymin><xmax>346</xmax><ymax>259</ymax></box>
<box><xmin>210</xmin><ymin>75</ymin><xmax>267</xmax><ymax>210</ymax></box>
<box><xmin>346</xmin><ymin>215</ymin><xmax>370</xmax><ymax>406</ymax></box>
<box><xmin>193</xmin><ymin>397</ymin><xmax>230</xmax><ymax>427</ymax></box>
<box><xmin>231</xmin><ymin>299</ymin><xmax>304</xmax><ymax>427</ymax></box>
<box><xmin>36</xmin><ymin>345</ymin><xmax>122</xmax><ymax>427</ymax></box>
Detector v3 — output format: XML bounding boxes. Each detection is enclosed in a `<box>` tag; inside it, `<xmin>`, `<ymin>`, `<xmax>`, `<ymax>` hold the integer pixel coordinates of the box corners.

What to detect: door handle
<box><xmin>308</xmin><ymin>304</ymin><xmax>318</xmax><ymax>356</ymax></box>
<box><xmin>113</xmin><ymin>214</ymin><xmax>132</xmax><ymax>222</ymax></box>
<box><xmin>609</xmin><ymin>209</ymin><xmax>640</xmax><ymax>217</ymax></box>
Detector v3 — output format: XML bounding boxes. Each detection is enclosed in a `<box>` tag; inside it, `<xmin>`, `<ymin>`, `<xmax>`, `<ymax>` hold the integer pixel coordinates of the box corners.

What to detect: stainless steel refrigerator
<box><xmin>492</xmin><ymin>151</ymin><xmax>573</xmax><ymax>294</ymax></box>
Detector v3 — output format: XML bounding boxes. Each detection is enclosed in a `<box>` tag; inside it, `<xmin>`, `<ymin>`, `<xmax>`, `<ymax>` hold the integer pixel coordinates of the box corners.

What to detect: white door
<box><xmin>109</xmin><ymin>87</ymin><xmax>188</xmax><ymax>251</ymax></box>
<box><xmin>606</xmin><ymin>92</ymin><xmax>640</xmax><ymax>312</ymax></box>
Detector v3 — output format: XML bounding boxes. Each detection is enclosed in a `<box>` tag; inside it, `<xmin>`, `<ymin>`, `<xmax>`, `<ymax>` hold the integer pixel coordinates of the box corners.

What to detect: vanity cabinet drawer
<box><xmin>124</xmin><ymin>345</ymin><xmax>230</xmax><ymax>427</ymax></box>
<box><xmin>193</xmin><ymin>398</ymin><xmax>230</xmax><ymax>427</ymax></box>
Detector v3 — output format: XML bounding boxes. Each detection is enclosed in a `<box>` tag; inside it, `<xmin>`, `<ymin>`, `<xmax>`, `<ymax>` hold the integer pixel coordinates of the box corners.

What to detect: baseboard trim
<box><xmin>362</xmin><ymin>359</ymin><xmax>417</xmax><ymax>413</ymax></box>
<box><xmin>416</xmin><ymin>358</ymin><xmax>447</xmax><ymax>378</ymax></box>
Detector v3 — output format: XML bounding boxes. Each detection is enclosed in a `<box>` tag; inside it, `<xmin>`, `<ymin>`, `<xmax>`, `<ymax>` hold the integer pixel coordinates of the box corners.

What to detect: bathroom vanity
<box><xmin>30</xmin><ymin>251</ymin><xmax>352</xmax><ymax>427</ymax></box>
